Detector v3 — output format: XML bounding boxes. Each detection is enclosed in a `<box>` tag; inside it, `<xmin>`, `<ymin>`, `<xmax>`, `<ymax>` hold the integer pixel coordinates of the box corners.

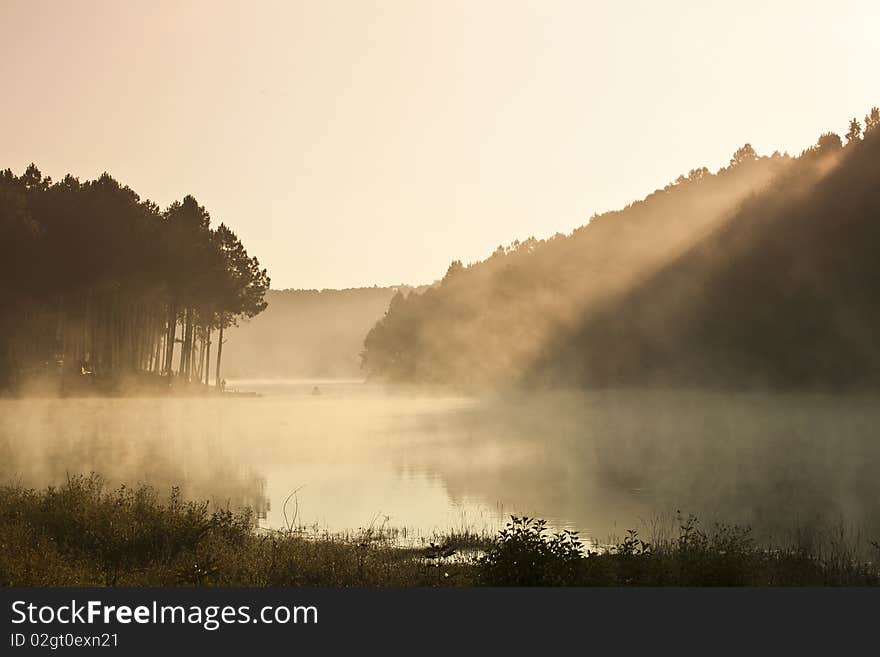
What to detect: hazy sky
<box><xmin>2</xmin><ymin>1</ymin><xmax>877</xmax><ymax>289</ymax></box>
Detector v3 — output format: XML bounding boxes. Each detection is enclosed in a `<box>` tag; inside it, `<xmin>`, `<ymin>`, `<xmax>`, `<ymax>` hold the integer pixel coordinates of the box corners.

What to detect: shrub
<box><xmin>476</xmin><ymin>517</ymin><xmax>586</xmax><ymax>586</ymax></box>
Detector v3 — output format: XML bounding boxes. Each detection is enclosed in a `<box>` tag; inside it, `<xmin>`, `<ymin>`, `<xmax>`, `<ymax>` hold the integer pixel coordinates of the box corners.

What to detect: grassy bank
<box><xmin>1</xmin><ymin>476</ymin><xmax>878</xmax><ymax>586</ymax></box>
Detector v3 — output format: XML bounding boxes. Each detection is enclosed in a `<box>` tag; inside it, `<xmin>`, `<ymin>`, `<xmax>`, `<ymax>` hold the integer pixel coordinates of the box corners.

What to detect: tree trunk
<box><xmin>180</xmin><ymin>307</ymin><xmax>191</xmax><ymax>379</ymax></box>
<box><xmin>215</xmin><ymin>317</ymin><xmax>224</xmax><ymax>390</ymax></box>
<box><xmin>165</xmin><ymin>302</ymin><xmax>177</xmax><ymax>375</ymax></box>
<box><xmin>204</xmin><ymin>327</ymin><xmax>212</xmax><ymax>386</ymax></box>
<box><xmin>180</xmin><ymin>319</ymin><xmax>186</xmax><ymax>378</ymax></box>
<box><xmin>152</xmin><ymin>312</ymin><xmax>162</xmax><ymax>373</ymax></box>
<box><xmin>195</xmin><ymin>328</ymin><xmax>204</xmax><ymax>382</ymax></box>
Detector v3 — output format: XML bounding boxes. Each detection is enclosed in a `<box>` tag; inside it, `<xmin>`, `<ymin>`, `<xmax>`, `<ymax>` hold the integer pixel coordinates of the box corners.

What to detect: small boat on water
<box><xmin>224</xmin><ymin>390</ymin><xmax>260</xmax><ymax>398</ymax></box>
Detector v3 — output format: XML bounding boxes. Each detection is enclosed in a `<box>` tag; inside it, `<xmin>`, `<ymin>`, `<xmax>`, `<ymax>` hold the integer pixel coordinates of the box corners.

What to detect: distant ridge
<box><xmin>222</xmin><ymin>286</ymin><xmax>411</xmax><ymax>379</ymax></box>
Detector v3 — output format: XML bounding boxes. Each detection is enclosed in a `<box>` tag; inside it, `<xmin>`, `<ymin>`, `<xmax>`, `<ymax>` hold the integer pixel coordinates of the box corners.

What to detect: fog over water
<box><xmin>2</xmin><ymin>380</ymin><xmax>879</xmax><ymax>547</ymax></box>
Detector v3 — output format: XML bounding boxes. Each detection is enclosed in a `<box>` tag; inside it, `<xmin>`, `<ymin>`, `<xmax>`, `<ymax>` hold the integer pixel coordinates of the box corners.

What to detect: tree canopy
<box><xmin>0</xmin><ymin>166</ymin><xmax>269</xmax><ymax>391</ymax></box>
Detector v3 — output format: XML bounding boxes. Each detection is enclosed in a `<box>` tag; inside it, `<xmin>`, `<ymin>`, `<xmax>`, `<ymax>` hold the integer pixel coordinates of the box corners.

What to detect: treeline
<box><xmin>362</xmin><ymin>107</ymin><xmax>880</xmax><ymax>389</ymax></box>
<box><xmin>528</xmin><ymin>110</ymin><xmax>880</xmax><ymax>389</ymax></box>
<box><xmin>0</xmin><ymin>165</ymin><xmax>269</xmax><ymax>391</ymax></box>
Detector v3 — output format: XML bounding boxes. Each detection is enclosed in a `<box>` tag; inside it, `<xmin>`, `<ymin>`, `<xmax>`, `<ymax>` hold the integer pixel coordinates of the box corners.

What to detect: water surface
<box><xmin>2</xmin><ymin>381</ymin><xmax>879</xmax><ymax>546</ymax></box>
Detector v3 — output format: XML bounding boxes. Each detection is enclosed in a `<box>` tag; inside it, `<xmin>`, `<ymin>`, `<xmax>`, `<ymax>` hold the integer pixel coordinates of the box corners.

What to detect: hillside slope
<box><xmin>363</xmin><ymin>146</ymin><xmax>792</xmax><ymax>385</ymax></box>
<box><xmin>363</xmin><ymin>111</ymin><xmax>880</xmax><ymax>390</ymax></box>
<box><xmin>529</xmin><ymin>129</ymin><xmax>880</xmax><ymax>389</ymax></box>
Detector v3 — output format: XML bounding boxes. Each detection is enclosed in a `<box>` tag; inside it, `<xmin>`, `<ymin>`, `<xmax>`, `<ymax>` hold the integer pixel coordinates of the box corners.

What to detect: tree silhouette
<box><xmin>864</xmin><ymin>107</ymin><xmax>880</xmax><ymax>134</ymax></box>
<box><xmin>729</xmin><ymin>143</ymin><xmax>758</xmax><ymax>167</ymax></box>
<box><xmin>0</xmin><ymin>166</ymin><xmax>269</xmax><ymax>392</ymax></box>
<box><xmin>845</xmin><ymin>118</ymin><xmax>862</xmax><ymax>144</ymax></box>
<box><xmin>816</xmin><ymin>132</ymin><xmax>842</xmax><ymax>152</ymax></box>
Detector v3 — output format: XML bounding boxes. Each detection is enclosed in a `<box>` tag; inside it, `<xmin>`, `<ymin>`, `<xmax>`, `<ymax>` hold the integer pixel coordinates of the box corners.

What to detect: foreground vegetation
<box><xmin>1</xmin><ymin>476</ymin><xmax>877</xmax><ymax>586</ymax></box>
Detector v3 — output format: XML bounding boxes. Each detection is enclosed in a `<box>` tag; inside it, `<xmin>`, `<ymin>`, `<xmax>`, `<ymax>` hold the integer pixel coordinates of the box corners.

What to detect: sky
<box><xmin>2</xmin><ymin>0</ymin><xmax>878</xmax><ymax>289</ymax></box>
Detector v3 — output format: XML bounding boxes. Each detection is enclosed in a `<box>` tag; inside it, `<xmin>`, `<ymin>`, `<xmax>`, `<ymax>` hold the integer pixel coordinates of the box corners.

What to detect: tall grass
<box><xmin>0</xmin><ymin>475</ymin><xmax>479</xmax><ymax>586</ymax></box>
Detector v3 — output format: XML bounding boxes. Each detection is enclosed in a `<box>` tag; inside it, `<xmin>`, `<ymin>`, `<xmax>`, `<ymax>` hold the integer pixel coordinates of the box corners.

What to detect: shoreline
<box><xmin>0</xmin><ymin>371</ymin><xmax>262</xmax><ymax>399</ymax></box>
<box><xmin>2</xmin><ymin>476</ymin><xmax>878</xmax><ymax>587</ymax></box>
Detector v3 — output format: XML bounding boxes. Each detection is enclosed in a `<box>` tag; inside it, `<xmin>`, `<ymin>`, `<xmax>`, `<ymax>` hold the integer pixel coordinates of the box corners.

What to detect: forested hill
<box><xmin>528</xmin><ymin>118</ymin><xmax>880</xmax><ymax>390</ymax></box>
<box><xmin>222</xmin><ymin>287</ymin><xmax>407</xmax><ymax>380</ymax></box>
<box><xmin>362</xmin><ymin>108</ymin><xmax>880</xmax><ymax>390</ymax></box>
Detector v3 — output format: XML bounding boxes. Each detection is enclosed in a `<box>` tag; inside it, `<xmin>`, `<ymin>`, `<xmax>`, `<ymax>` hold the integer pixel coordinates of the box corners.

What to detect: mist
<box><xmin>2</xmin><ymin>107</ymin><xmax>880</xmax><ymax>588</ymax></box>
<box><xmin>3</xmin><ymin>383</ymin><xmax>878</xmax><ymax>557</ymax></box>
<box><xmin>418</xmin><ymin>388</ymin><xmax>880</xmax><ymax>544</ymax></box>
<box><xmin>221</xmin><ymin>287</ymin><xmax>409</xmax><ymax>380</ymax></box>
<box><xmin>529</xmin><ymin>132</ymin><xmax>878</xmax><ymax>390</ymax></box>
<box><xmin>362</xmin><ymin>145</ymin><xmax>793</xmax><ymax>386</ymax></box>
<box><xmin>361</xmin><ymin>120</ymin><xmax>880</xmax><ymax>396</ymax></box>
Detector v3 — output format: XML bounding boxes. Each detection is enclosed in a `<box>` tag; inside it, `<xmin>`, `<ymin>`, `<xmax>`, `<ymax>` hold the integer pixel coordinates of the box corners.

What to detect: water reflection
<box><xmin>1</xmin><ymin>383</ymin><xmax>879</xmax><ymax>547</ymax></box>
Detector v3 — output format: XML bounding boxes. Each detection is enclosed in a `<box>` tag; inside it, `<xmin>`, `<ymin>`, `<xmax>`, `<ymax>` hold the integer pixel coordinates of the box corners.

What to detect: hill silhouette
<box><xmin>362</xmin><ymin>108</ymin><xmax>880</xmax><ymax>390</ymax></box>
<box><xmin>529</xmin><ymin>123</ymin><xmax>880</xmax><ymax>389</ymax></box>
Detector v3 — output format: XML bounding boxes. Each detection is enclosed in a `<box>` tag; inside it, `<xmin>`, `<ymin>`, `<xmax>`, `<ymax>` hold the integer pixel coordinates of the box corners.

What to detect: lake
<box><xmin>2</xmin><ymin>380</ymin><xmax>879</xmax><ymax>547</ymax></box>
